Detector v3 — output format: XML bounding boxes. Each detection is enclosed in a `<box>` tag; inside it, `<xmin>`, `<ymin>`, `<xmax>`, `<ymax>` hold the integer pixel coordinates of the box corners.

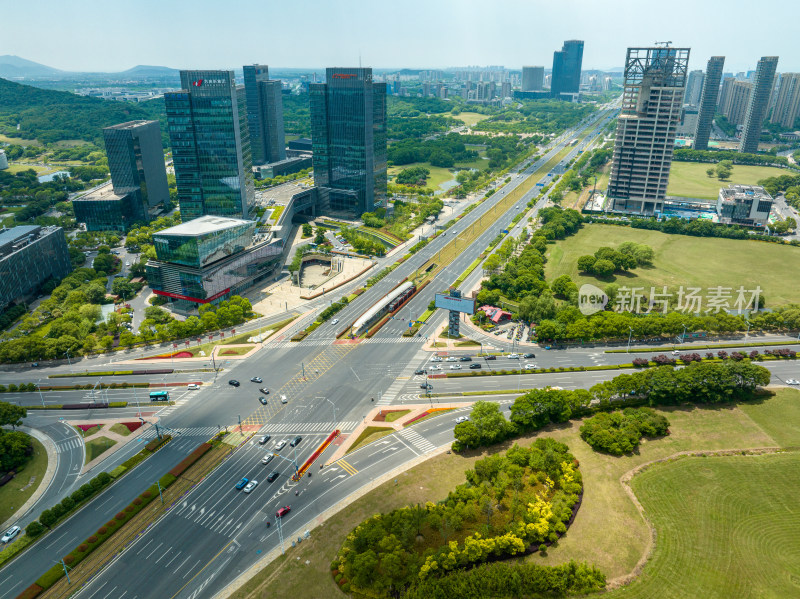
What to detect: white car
<box><xmin>331</xmin><ymin>319</ymin><xmax>339</xmax><ymax>325</ymax></box>
<box><xmin>671</xmin><ymin>350</ymin><xmax>680</xmax><ymax>355</ymax></box>
<box><xmin>429</xmin><ymin>365</ymin><xmax>442</xmax><ymax>371</ymax></box>
<box><xmin>1</xmin><ymin>525</ymin><xmax>20</xmax><ymax>544</ymax></box>
<box><xmin>446</xmin><ymin>357</ymin><xmax>458</xmax><ymax>362</ymax></box>
<box><xmin>524</xmin><ymin>363</ymin><xmax>537</xmax><ymax>369</ymax></box>
<box><xmin>450</xmin><ymin>364</ymin><xmax>462</xmax><ymax>370</ymax></box>
<box><xmin>275</xmin><ymin>440</ymin><xmax>287</xmax><ymax>451</ymax></box>
<box><xmin>280</xmin><ymin>394</ymin><xmax>288</xmax><ymax>404</ymax></box>
<box><xmin>243</xmin><ymin>480</ymin><xmax>258</xmax><ymax>493</ymax></box>
<box><xmin>430</xmin><ymin>356</ymin><xmax>442</xmax><ymax>362</ymax></box>
<box><xmin>787</xmin><ymin>379</ymin><xmax>800</xmax><ymax>385</ymax></box>
<box><xmin>507</xmin><ymin>354</ymin><xmax>520</xmax><ymax>359</ymax></box>
<box><xmin>455</xmin><ymin>416</ymin><xmax>470</xmax><ymax>424</ymax></box>
<box><xmin>187</xmin><ymin>383</ymin><xmax>199</xmax><ymax>390</ymax></box>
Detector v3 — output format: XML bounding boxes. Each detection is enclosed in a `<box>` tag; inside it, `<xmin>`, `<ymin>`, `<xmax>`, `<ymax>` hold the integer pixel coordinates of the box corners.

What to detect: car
<box><xmin>671</xmin><ymin>350</ymin><xmax>680</xmax><ymax>355</ymax></box>
<box><xmin>275</xmin><ymin>440</ymin><xmax>287</xmax><ymax>451</ymax></box>
<box><xmin>331</xmin><ymin>319</ymin><xmax>339</xmax><ymax>325</ymax></box>
<box><xmin>262</xmin><ymin>454</ymin><xmax>275</xmax><ymax>465</ymax></box>
<box><xmin>276</xmin><ymin>506</ymin><xmax>291</xmax><ymax>518</ymax></box>
<box><xmin>187</xmin><ymin>383</ymin><xmax>199</xmax><ymax>390</ymax></box>
<box><xmin>507</xmin><ymin>354</ymin><xmax>520</xmax><ymax>359</ymax></box>
<box><xmin>450</xmin><ymin>364</ymin><xmax>462</xmax><ymax>370</ymax></box>
<box><xmin>524</xmin><ymin>363</ymin><xmax>537</xmax><ymax>369</ymax></box>
<box><xmin>420</xmin><ymin>383</ymin><xmax>433</xmax><ymax>390</ymax></box>
<box><xmin>1</xmin><ymin>526</ymin><xmax>20</xmax><ymax>544</ymax></box>
<box><xmin>259</xmin><ymin>396</ymin><xmax>268</xmax><ymax>405</ymax></box>
<box><xmin>290</xmin><ymin>436</ymin><xmax>303</xmax><ymax>447</ymax></box>
<box><xmin>235</xmin><ymin>477</ymin><xmax>249</xmax><ymax>490</ymax></box>
<box><xmin>259</xmin><ymin>387</ymin><xmax>270</xmax><ymax>395</ymax></box>
<box><xmin>493</xmin><ymin>330</ymin><xmax>503</xmax><ymax>335</ymax></box>
<box><xmin>459</xmin><ymin>356</ymin><xmax>472</xmax><ymax>362</ymax></box>
<box><xmin>429</xmin><ymin>365</ymin><xmax>442</xmax><ymax>371</ymax></box>
<box><xmin>251</xmin><ymin>376</ymin><xmax>263</xmax><ymax>383</ymax></box>
<box><xmin>483</xmin><ymin>354</ymin><xmax>497</xmax><ymax>360</ymax></box>
<box><xmin>125</xmin><ymin>262</ymin><xmax>131</xmax><ymax>267</ymax></box>
<box><xmin>258</xmin><ymin>434</ymin><xmax>271</xmax><ymax>445</ymax></box>
<box><xmin>280</xmin><ymin>394</ymin><xmax>288</xmax><ymax>404</ymax></box>
<box><xmin>455</xmin><ymin>416</ymin><xmax>470</xmax><ymax>424</ymax></box>
<box><xmin>523</xmin><ymin>353</ymin><xmax>536</xmax><ymax>359</ymax></box>
<box><xmin>229</xmin><ymin>380</ymin><xmax>240</xmax><ymax>387</ymax></box>
<box><xmin>414</xmin><ymin>369</ymin><xmax>426</xmax><ymax>375</ymax></box>
<box><xmin>469</xmin><ymin>363</ymin><xmax>482</xmax><ymax>369</ymax></box>
<box><xmin>243</xmin><ymin>480</ymin><xmax>258</xmax><ymax>493</ymax></box>
<box><xmin>430</xmin><ymin>356</ymin><xmax>442</xmax><ymax>362</ymax></box>
<box><xmin>787</xmin><ymin>379</ymin><xmax>800</xmax><ymax>385</ymax></box>
<box><xmin>267</xmin><ymin>471</ymin><xmax>280</xmax><ymax>482</ymax></box>
<box><xmin>446</xmin><ymin>356</ymin><xmax>458</xmax><ymax>362</ymax></box>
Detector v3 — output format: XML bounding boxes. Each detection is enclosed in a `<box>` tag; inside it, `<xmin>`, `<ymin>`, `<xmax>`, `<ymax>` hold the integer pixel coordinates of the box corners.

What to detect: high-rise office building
<box><xmin>521</xmin><ymin>66</ymin><xmax>544</xmax><ymax>91</ymax></box>
<box><xmin>165</xmin><ymin>70</ymin><xmax>255</xmax><ymax>221</ymax></box>
<box><xmin>551</xmin><ymin>40</ymin><xmax>584</xmax><ymax>98</ymax></box>
<box><xmin>310</xmin><ymin>67</ymin><xmax>387</xmax><ymax>217</ymax></box>
<box><xmin>770</xmin><ymin>73</ymin><xmax>800</xmax><ymax>129</ymax></box>
<box><xmin>693</xmin><ymin>56</ymin><xmax>725</xmax><ymax>151</ymax></box>
<box><xmin>739</xmin><ymin>56</ymin><xmax>779</xmax><ymax>153</ymax></box>
<box><xmin>684</xmin><ymin>69</ymin><xmax>705</xmax><ymax>106</ymax></box>
<box><xmin>243</xmin><ymin>65</ymin><xmax>286</xmax><ymax>165</ymax></box>
<box><xmin>103</xmin><ymin>120</ymin><xmax>169</xmax><ymax>208</ymax></box>
<box><xmin>608</xmin><ymin>46</ymin><xmax>689</xmax><ymax>214</ymax></box>
<box><xmin>718</xmin><ymin>75</ymin><xmax>736</xmax><ymax>112</ymax></box>
<box><xmin>727</xmin><ymin>81</ymin><xmax>752</xmax><ymax>125</ymax></box>
<box><xmin>0</xmin><ymin>226</ymin><xmax>71</xmax><ymax>309</ymax></box>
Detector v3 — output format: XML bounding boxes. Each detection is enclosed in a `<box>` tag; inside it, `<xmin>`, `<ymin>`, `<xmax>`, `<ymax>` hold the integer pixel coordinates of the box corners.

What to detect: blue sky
<box><xmin>3</xmin><ymin>0</ymin><xmax>797</xmax><ymax>73</ymax></box>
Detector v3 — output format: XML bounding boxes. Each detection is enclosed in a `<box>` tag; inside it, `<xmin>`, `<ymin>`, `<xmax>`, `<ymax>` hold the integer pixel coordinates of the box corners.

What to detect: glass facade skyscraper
<box><xmin>165</xmin><ymin>70</ymin><xmax>255</xmax><ymax>221</ymax></box>
<box><xmin>551</xmin><ymin>40</ymin><xmax>584</xmax><ymax>98</ymax></box>
<box><xmin>103</xmin><ymin>120</ymin><xmax>169</xmax><ymax>208</ymax></box>
<box><xmin>73</xmin><ymin>183</ymin><xmax>147</xmax><ymax>232</ymax></box>
<box><xmin>152</xmin><ymin>216</ymin><xmax>255</xmax><ymax>268</ymax></box>
<box><xmin>243</xmin><ymin>65</ymin><xmax>286</xmax><ymax>165</ymax></box>
<box><xmin>739</xmin><ymin>57</ymin><xmax>779</xmax><ymax>154</ymax></box>
<box><xmin>310</xmin><ymin>68</ymin><xmax>387</xmax><ymax>217</ymax></box>
<box><xmin>693</xmin><ymin>56</ymin><xmax>725</xmax><ymax>151</ymax></box>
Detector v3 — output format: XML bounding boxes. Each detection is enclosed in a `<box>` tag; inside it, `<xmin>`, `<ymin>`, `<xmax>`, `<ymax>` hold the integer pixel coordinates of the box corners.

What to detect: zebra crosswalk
<box><xmin>378</xmin><ymin>349</ymin><xmax>429</xmax><ymax>406</ymax></box>
<box><xmin>262</xmin><ymin>336</ymin><xmax>426</xmax><ymax>349</ymax></box>
<box><xmin>397</xmin><ymin>427</ymin><xmax>436</xmax><ymax>454</ymax></box>
<box><xmin>56</xmin><ymin>437</ymin><xmax>82</xmax><ymax>453</ymax></box>
<box><xmin>257</xmin><ymin>420</ymin><xmax>357</xmax><ymax>434</ymax></box>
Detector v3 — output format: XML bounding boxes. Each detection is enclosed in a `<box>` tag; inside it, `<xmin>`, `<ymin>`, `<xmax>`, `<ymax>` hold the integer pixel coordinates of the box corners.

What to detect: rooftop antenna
<box><xmin>654</xmin><ymin>41</ymin><xmax>672</xmax><ymax>47</ymax></box>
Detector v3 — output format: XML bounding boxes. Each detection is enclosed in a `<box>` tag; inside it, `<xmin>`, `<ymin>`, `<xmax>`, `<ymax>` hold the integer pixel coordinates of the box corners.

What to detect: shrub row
<box><xmin>32</xmin><ymin>472</ymin><xmax>113</xmax><ymax>531</ymax></box>
<box><xmin>168</xmin><ymin>443</ymin><xmax>212</xmax><ymax>477</ymax></box>
<box><xmin>144</xmin><ymin>434</ymin><xmax>172</xmax><ymax>453</ymax></box>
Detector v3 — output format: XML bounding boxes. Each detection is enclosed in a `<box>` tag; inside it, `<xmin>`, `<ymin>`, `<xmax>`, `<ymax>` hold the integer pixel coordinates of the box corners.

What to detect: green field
<box><xmin>604</xmin><ymin>452</ymin><xmax>800</xmax><ymax>598</ymax></box>
<box><xmin>453</xmin><ymin>112</ymin><xmax>490</xmax><ymax>128</ymax></box>
<box><xmin>84</xmin><ymin>436</ymin><xmax>117</xmax><ymax>464</ymax></box>
<box><xmin>545</xmin><ymin>224</ymin><xmax>800</xmax><ymax>305</ymax></box>
<box><xmin>388</xmin><ymin>162</ymin><xmax>456</xmax><ymax>191</ymax></box>
<box><xmin>0</xmin><ymin>437</ymin><xmax>47</xmax><ymax>524</ymax></box>
<box><xmin>3</xmin><ymin>163</ymin><xmax>56</xmax><ymax>175</ymax></box>
<box><xmin>666</xmin><ymin>162</ymin><xmax>789</xmax><ymax>199</ymax></box>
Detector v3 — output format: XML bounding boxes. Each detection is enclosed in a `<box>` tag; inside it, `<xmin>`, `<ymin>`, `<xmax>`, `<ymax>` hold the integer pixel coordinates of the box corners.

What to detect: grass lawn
<box><xmin>74</xmin><ymin>425</ymin><xmax>103</xmax><ymax>438</ymax></box>
<box><xmin>666</xmin><ymin>162</ymin><xmax>789</xmax><ymax>199</ymax></box>
<box><xmin>0</xmin><ymin>134</ymin><xmax>39</xmax><ymax>145</ymax></box>
<box><xmin>0</xmin><ymin>437</ymin><xmax>47</xmax><ymax>524</ymax></box>
<box><xmin>4</xmin><ymin>163</ymin><xmax>55</xmax><ymax>175</ymax></box>
<box><xmin>217</xmin><ymin>346</ymin><xmax>253</xmax><ymax>356</ymax></box>
<box><xmin>545</xmin><ymin>224</ymin><xmax>800</xmax><ymax>305</ymax></box>
<box><xmin>84</xmin><ymin>436</ymin><xmax>117</xmax><ymax>464</ymax></box>
<box><xmin>231</xmin><ymin>389</ymin><xmax>800</xmax><ymax>599</ymax></box>
<box><xmin>453</xmin><ymin>112</ymin><xmax>490</xmax><ymax>128</ymax></box>
<box><xmin>346</xmin><ymin>427</ymin><xmax>394</xmax><ymax>454</ymax></box>
<box><xmin>109</xmin><ymin>423</ymin><xmax>132</xmax><ymax>437</ymax></box>
<box><xmin>388</xmin><ymin>162</ymin><xmax>455</xmax><ymax>191</ymax></box>
<box><xmin>603</xmin><ymin>452</ymin><xmax>800</xmax><ymax>598</ymax></box>
<box><xmin>383</xmin><ymin>409</ymin><xmax>411</xmax><ymax>423</ymax></box>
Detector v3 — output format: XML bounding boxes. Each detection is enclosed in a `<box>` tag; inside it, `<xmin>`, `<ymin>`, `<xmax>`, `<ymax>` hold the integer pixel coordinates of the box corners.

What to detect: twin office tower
<box><xmin>165</xmin><ymin>66</ymin><xmax>386</xmax><ymax>222</ymax></box>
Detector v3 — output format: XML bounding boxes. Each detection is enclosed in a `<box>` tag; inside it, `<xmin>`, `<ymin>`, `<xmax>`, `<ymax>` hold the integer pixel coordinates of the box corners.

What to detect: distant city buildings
<box><xmin>74</xmin><ymin>120</ymin><xmax>168</xmax><ymax>231</ymax></box>
<box><xmin>726</xmin><ymin>81</ymin><xmax>753</xmax><ymax>126</ymax></box>
<box><xmin>521</xmin><ymin>66</ymin><xmax>544</xmax><ymax>91</ymax></box>
<box><xmin>310</xmin><ymin>67</ymin><xmax>387</xmax><ymax>217</ymax></box>
<box><xmin>608</xmin><ymin>46</ymin><xmax>689</xmax><ymax>214</ymax></box>
<box><xmin>693</xmin><ymin>56</ymin><xmax>725</xmax><ymax>151</ymax></box>
<box><xmin>165</xmin><ymin>70</ymin><xmax>255</xmax><ymax>221</ymax></box>
<box><xmin>684</xmin><ymin>69</ymin><xmax>705</xmax><ymax>106</ymax></box>
<box><xmin>551</xmin><ymin>40</ymin><xmax>584</xmax><ymax>99</ymax></box>
<box><xmin>739</xmin><ymin>56</ymin><xmax>779</xmax><ymax>153</ymax></box>
<box><xmin>0</xmin><ymin>225</ymin><xmax>71</xmax><ymax>309</ymax></box>
<box><xmin>243</xmin><ymin>65</ymin><xmax>286</xmax><ymax>165</ymax></box>
<box><xmin>716</xmin><ymin>184</ymin><xmax>773</xmax><ymax>226</ymax></box>
<box><xmin>146</xmin><ymin>215</ymin><xmax>281</xmax><ymax>311</ymax></box>
<box><xmin>770</xmin><ymin>72</ymin><xmax>800</xmax><ymax>129</ymax></box>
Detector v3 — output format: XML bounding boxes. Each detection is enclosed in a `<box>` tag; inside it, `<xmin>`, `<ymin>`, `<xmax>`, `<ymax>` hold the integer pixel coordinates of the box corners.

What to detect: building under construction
<box><xmin>608</xmin><ymin>46</ymin><xmax>689</xmax><ymax>214</ymax></box>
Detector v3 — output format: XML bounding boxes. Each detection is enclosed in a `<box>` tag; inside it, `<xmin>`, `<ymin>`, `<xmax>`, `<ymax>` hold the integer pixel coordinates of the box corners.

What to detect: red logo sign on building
<box><xmin>192</xmin><ymin>79</ymin><xmax>204</xmax><ymax>87</ymax></box>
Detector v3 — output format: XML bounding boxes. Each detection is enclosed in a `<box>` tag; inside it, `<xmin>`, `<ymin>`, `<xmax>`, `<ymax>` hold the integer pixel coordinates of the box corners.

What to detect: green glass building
<box><xmin>165</xmin><ymin>70</ymin><xmax>255</xmax><ymax>221</ymax></box>
<box><xmin>310</xmin><ymin>67</ymin><xmax>387</xmax><ymax>217</ymax></box>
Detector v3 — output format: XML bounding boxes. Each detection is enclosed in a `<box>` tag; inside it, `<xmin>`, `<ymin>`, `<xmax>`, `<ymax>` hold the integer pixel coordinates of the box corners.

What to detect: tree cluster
<box><xmin>395</xmin><ymin>166</ymin><xmax>431</xmax><ymax>187</ymax></box>
<box><xmin>473</xmin><ymin>100</ymin><xmax>595</xmax><ymax>135</ymax></box>
<box><xmin>339</xmin><ymin>227</ymin><xmax>387</xmax><ymax>256</ymax></box>
<box><xmin>759</xmin><ymin>173</ymin><xmax>800</xmax><ymax>211</ymax></box>
<box><xmin>579</xmin><ymin>407</ymin><xmax>669</xmax><ymax>455</ymax></box>
<box><xmin>673</xmin><ymin>147</ymin><xmax>793</xmax><ymax>168</ymax></box>
<box><xmin>334</xmin><ymin>439</ymin><xmax>582</xmax><ymax>597</ymax></box>
<box><xmin>577</xmin><ymin>242</ymin><xmax>654</xmax><ymax>278</ymax></box>
<box><xmin>0</xmin><ymin>401</ymin><xmax>30</xmax><ymax>472</ymax></box>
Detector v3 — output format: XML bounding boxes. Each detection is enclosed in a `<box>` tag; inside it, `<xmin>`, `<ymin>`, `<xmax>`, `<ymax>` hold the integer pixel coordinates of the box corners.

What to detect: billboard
<box><xmin>435</xmin><ymin>293</ymin><xmax>475</xmax><ymax>315</ymax></box>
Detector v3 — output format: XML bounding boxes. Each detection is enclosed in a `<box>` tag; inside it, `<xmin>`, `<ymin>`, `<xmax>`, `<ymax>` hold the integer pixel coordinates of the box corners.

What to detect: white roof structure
<box><xmin>158</xmin><ymin>215</ymin><xmax>253</xmax><ymax>236</ymax></box>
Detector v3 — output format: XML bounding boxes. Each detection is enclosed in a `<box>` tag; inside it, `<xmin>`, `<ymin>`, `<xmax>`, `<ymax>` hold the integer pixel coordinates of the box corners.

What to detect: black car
<box><xmin>459</xmin><ymin>356</ymin><xmax>472</xmax><ymax>362</ymax></box>
<box><xmin>228</xmin><ymin>380</ymin><xmax>240</xmax><ymax>387</ymax></box>
<box><xmin>267</xmin><ymin>471</ymin><xmax>279</xmax><ymax>483</ymax></box>
<box><xmin>290</xmin><ymin>436</ymin><xmax>302</xmax><ymax>447</ymax></box>
<box><xmin>259</xmin><ymin>387</ymin><xmax>270</xmax><ymax>395</ymax></box>
<box><xmin>523</xmin><ymin>353</ymin><xmax>536</xmax><ymax>359</ymax></box>
<box><xmin>420</xmin><ymin>383</ymin><xmax>433</xmax><ymax>390</ymax></box>
<box><xmin>259</xmin><ymin>397</ymin><xmax>268</xmax><ymax>405</ymax></box>
<box><xmin>469</xmin><ymin>363</ymin><xmax>482</xmax><ymax>369</ymax></box>
<box><xmin>414</xmin><ymin>369</ymin><xmax>426</xmax><ymax>375</ymax></box>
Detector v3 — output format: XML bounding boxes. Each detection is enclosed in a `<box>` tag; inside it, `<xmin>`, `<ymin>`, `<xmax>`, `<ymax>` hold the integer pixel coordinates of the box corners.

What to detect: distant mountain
<box><xmin>0</xmin><ymin>55</ymin><xmax>64</xmax><ymax>78</ymax></box>
<box><xmin>119</xmin><ymin>65</ymin><xmax>180</xmax><ymax>78</ymax></box>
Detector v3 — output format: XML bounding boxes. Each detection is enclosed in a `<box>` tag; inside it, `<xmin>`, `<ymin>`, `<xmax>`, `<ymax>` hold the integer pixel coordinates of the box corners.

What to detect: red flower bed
<box><xmin>121</xmin><ymin>421</ymin><xmax>142</xmax><ymax>433</ymax></box>
<box><xmin>169</xmin><ymin>443</ymin><xmax>212</xmax><ymax>477</ymax></box>
<box><xmin>404</xmin><ymin>411</ymin><xmax>431</xmax><ymax>426</ymax></box>
<box><xmin>76</xmin><ymin>424</ymin><xmax>100</xmax><ymax>432</ymax></box>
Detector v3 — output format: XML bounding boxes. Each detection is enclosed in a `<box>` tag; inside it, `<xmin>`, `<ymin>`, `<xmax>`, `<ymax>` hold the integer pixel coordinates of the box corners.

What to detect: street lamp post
<box><xmin>36</xmin><ymin>379</ymin><xmax>45</xmax><ymax>408</ymax></box>
<box><xmin>627</xmin><ymin>327</ymin><xmax>634</xmax><ymax>353</ymax></box>
<box><xmin>64</xmin><ymin>350</ymin><xmax>73</xmax><ymax>373</ymax></box>
<box><xmin>682</xmin><ymin>324</ymin><xmax>687</xmax><ymax>344</ymax></box>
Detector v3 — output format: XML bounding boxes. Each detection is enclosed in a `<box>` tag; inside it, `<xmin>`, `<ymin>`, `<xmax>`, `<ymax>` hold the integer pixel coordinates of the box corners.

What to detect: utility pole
<box><xmin>37</xmin><ymin>379</ymin><xmax>45</xmax><ymax>408</ymax></box>
<box><xmin>157</xmin><ymin>479</ymin><xmax>164</xmax><ymax>504</ymax></box>
<box><xmin>238</xmin><ymin>414</ymin><xmax>242</xmax><ymax>434</ymax></box>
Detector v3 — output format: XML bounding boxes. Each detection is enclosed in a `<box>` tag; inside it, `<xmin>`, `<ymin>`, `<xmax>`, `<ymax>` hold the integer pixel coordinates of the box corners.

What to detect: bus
<box><xmin>149</xmin><ymin>390</ymin><xmax>170</xmax><ymax>402</ymax></box>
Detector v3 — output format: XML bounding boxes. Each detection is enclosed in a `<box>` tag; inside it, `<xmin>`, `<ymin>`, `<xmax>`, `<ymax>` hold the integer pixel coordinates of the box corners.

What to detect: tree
<box><xmin>550</xmin><ymin>274</ymin><xmax>573</xmax><ymax>298</ymax></box>
<box><xmin>111</xmin><ymin>278</ymin><xmax>133</xmax><ymax>300</ymax></box>
<box><xmin>302</xmin><ymin>223</ymin><xmax>313</xmax><ymax>237</ymax></box>
<box><xmin>591</xmin><ymin>258</ymin><xmax>616</xmax><ymax>278</ymax></box>
<box><xmin>0</xmin><ymin>430</ymin><xmax>32</xmax><ymax>471</ymax></box>
<box><xmin>716</xmin><ymin>162</ymin><xmax>733</xmax><ymax>180</ymax></box>
<box><xmin>0</xmin><ymin>401</ymin><xmax>26</xmax><ymax>429</ymax></box>
<box><xmin>706</xmin><ymin>167</ymin><xmax>716</xmax><ymax>178</ymax></box>
<box><xmin>577</xmin><ymin>255</ymin><xmax>596</xmax><ymax>272</ymax></box>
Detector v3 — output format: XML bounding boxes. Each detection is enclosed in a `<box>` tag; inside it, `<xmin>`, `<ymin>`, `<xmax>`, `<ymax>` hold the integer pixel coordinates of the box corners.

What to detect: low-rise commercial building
<box><xmin>146</xmin><ymin>215</ymin><xmax>281</xmax><ymax>311</ymax></box>
<box><xmin>253</xmin><ymin>156</ymin><xmax>312</xmax><ymax>180</ymax></box>
<box><xmin>716</xmin><ymin>184</ymin><xmax>773</xmax><ymax>227</ymax></box>
<box><xmin>72</xmin><ymin>182</ymin><xmax>147</xmax><ymax>232</ymax></box>
<box><xmin>0</xmin><ymin>225</ymin><xmax>72</xmax><ymax>309</ymax></box>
